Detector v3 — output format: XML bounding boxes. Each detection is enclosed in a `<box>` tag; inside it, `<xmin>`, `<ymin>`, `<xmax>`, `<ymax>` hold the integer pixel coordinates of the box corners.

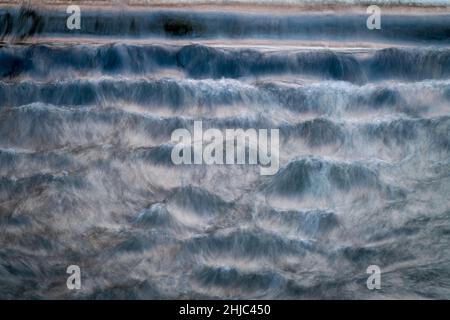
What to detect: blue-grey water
<box><xmin>0</xmin><ymin>3</ymin><xmax>449</xmax><ymax>299</ymax></box>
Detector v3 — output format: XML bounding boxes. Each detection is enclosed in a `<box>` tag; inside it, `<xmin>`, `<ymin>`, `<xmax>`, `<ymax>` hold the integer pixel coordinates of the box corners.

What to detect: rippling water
<box><xmin>0</xmin><ymin>2</ymin><xmax>449</xmax><ymax>299</ymax></box>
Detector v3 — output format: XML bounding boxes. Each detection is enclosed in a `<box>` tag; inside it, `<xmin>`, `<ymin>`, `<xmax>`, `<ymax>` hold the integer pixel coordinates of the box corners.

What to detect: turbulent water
<box><xmin>0</xmin><ymin>3</ymin><xmax>450</xmax><ymax>299</ymax></box>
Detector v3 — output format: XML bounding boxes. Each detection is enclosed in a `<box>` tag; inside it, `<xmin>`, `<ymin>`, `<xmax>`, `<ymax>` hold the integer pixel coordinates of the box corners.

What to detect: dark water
<box><xmin>0</xmin><ymin>4</ymin><xmax>449</xmax><ymax>299</ymax></box>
